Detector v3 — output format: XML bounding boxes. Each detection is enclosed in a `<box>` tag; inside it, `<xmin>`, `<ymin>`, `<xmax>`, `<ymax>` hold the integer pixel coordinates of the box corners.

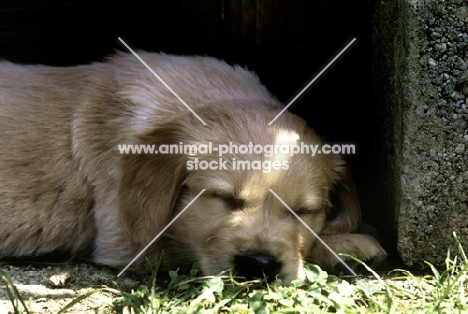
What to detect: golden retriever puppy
<box><xmin>0</xmin><ymin>52</ymin><xmax>385</xmax><ymax>284</ymax></box>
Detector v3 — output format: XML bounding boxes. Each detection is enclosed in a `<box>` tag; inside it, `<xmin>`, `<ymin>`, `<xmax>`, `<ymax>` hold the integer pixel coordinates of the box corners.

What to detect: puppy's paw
<box><xmin>308</xmin><ymin>233</ymin><xmax>387</xmax><ymax>274</ymax></box>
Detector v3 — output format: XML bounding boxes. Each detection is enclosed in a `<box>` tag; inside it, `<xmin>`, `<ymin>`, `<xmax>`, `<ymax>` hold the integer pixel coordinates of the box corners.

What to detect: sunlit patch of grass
<box><xmin>2</xmin><ymin>232</ymin><xmax>468</xmax><ymax>313</ymax></box>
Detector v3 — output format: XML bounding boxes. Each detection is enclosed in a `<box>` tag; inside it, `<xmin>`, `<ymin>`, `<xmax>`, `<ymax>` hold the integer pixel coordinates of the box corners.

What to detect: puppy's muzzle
<box><xmin>234</xmin><ymin>251</ymin><xmax>281</xmax><ymax>280</ymax></box>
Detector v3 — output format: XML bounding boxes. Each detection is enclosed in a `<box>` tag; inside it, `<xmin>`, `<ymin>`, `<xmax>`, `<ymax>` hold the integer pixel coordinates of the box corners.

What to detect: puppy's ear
<box><xmin>118</xmin><ymin>128</ymin><xmax>188</xmax><ymax>248</ymax></box>
<box><xmin>321</xmin><ymin>165</ymin><xmax>361</xmax><ymax>235</ymax></box>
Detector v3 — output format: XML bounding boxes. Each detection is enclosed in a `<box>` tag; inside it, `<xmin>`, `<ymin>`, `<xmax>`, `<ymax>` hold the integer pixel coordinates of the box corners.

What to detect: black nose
<box><xmin>233</xmin><ymin>252</ymin><xmax>281</xmax><ymax>280</ymax></box>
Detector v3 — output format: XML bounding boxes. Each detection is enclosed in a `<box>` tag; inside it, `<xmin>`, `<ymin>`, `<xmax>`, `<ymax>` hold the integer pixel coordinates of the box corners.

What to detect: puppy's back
<box><xmin>0</xmin><ymin>61</ymin><xmax>98</xmax><ymax>258</ymax></box>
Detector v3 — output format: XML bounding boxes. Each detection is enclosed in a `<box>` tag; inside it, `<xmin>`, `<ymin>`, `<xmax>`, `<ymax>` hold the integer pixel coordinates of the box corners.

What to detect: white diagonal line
<box><xmin>117</xmin><ymin>189</ymin><xmax>206</xmax><ymax>277</ymax></box>
<box><xmin>268</xmin><ymin>189</ymin><xmax>357</xmax><ymax>276</ymax></box>
<box><xmin>118</xmin><ymin>37</ymin><xmax>207</xmax><ymax>126</ymax></box>
<box><xmin>268</xmin><ymin>38</ymin><xmax>357</xmax><ymax>125</ymax></box>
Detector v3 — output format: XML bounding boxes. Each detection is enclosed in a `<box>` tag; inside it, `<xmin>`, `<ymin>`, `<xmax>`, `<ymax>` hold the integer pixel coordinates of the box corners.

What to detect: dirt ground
<box><xmin>0</xmin><ymin>262</ymin><xmax>145</xmax><ymax>313</ymax></box>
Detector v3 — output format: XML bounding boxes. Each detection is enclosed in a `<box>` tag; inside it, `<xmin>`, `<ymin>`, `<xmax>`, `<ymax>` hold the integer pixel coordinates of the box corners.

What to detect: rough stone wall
<box><xmin>373</xmin><ymin>0</ymin><xmax>468</xmax><ymax>269</ymax></box>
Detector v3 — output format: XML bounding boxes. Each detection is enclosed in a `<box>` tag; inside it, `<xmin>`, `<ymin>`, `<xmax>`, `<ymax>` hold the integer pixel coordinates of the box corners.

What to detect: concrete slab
<box><xmin>373</xmin><ymin>0</ymin><xmax>468</xmax><ymax>268</ymax></box>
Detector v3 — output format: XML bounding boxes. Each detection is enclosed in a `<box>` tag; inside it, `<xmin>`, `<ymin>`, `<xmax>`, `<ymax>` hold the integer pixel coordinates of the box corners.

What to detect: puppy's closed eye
<box><xmin>208</xmin><ymin>191</ymin><xmax>246</xmax><ymax>211</ymax></box>
<box><xmin>293</xmin><ymin>208</ymin><xmax>313</xmax><ymax>216</ymax></box>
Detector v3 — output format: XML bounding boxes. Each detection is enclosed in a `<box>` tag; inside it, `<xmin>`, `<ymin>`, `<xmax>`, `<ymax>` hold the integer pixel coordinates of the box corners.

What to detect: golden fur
<box><xmin>0</xmin><ymin>52</ymin><xmax>385</xmax><ymax>284</ymax></box>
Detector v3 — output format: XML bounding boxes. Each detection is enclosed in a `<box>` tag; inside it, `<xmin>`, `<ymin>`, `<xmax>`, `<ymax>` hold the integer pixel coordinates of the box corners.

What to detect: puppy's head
<box><xmin>119</xmin><ymin>101</ymin><xmax>361</xmax><ymax>284</ymax></box>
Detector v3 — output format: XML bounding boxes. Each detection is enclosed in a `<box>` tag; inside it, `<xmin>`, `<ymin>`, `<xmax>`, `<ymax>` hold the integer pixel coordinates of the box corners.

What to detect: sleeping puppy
<box><xmin>0</xmin><ymin>52</ymin><xmax>385</xmax><ymax>284</ymax></box>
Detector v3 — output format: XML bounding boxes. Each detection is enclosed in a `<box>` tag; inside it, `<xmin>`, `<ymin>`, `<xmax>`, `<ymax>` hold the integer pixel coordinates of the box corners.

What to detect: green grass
<box><xmin>2</xmin><ymin>233</ymin><xmax>468</xmax><ymax>313</ymax></box>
